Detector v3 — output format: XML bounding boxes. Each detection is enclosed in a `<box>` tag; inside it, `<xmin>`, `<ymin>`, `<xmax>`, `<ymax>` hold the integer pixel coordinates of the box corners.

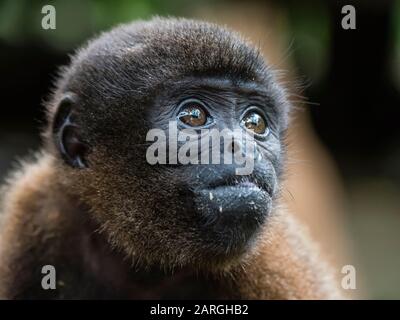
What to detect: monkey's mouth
<box><xmin>207</xmin><ymin>177</ymin><xmax>273</xmax><ymax>196</ymax></box>
<box><xmin>192</xmin><ymin>182</ymin><xmax>271</xmax><ymax>256</ymax></box>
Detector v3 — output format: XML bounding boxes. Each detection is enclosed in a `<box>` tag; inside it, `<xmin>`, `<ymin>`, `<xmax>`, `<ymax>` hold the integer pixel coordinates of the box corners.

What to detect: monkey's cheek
<box><xmin>193</xmin><ymin>186</ymin><xmax>271</xmax><ymax>255</ymax></box>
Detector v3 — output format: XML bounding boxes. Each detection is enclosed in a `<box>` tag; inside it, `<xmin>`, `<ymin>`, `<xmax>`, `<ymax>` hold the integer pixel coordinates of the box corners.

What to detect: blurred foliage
<box><xmin>0</xmin><ymin>0</ymin><xmax>331</xmax><ymax>82</ymax></box>
<box><xmin>391</xmin><ymin>0</ymin><xmax>400</xmax><ymax>88</ymax></box>
<box><xmin>0</xmin><ymin>0</ymin><xmax>198</xmax><ymax>50</ymax></box>
<box><xmin>1</xmin><ymin>0</ymin><xmax>400</xmax><ymax>88</ymax></box>
<box><xmin>286</xmin><ymin>1</ymin><xmax>330</xmax><ymax>83</ymax></box>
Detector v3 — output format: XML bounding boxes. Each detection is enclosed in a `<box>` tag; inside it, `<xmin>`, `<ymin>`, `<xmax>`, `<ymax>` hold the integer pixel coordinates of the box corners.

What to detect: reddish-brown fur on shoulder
<box><xmin>0</xmin><ymin>17</ymin><xmax>342</xmax><ymax>299</ymax></box>
<box><xmin>0</xmin><ymin>154</ymin><xmax>340</xmax><ymax>299</ymax></box>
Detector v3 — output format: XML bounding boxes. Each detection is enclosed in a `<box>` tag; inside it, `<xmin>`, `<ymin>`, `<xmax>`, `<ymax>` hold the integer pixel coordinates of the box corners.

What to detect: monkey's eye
<box><xmin>177</xmin><ymin>100</ymin><xmax>211</xmax><ymax>127</ymax></box>
<box><xmin>240</xmin><ymin>110</ymin><xmax>268</xmax><ymax>135</ymax></box>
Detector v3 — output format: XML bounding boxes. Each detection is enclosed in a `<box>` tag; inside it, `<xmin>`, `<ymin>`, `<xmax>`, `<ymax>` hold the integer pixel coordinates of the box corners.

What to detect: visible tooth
<box><xmin>219</xmin><ymin>206</ymin><xmax>223</xmax><ymax>213</ymax></box>
<box><xmin>209</xmin><ymin>192</ymin><xmax>213</xmax><ymax>200</ymax></box>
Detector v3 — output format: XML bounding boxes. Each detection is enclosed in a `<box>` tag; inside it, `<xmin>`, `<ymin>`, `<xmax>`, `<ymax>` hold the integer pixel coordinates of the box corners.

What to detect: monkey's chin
<box><xmin>193</xmin><ymin>183</ymin><xmax>271</xmax><ymax>259</ymax></box>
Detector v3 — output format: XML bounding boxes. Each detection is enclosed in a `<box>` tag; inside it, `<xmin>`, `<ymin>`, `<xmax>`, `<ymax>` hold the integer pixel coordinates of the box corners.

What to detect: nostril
<box><xmin>230</xmin><ymin>140</ymin><xmax>241</xmax><ymax>154</ymax></box>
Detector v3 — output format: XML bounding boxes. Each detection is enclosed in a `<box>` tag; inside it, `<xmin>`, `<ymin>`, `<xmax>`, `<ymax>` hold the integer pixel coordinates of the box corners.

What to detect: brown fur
<box><xmin>0</xmin><ymin>17</ymin><xmax>341</xmax><ymax>299</ymax></box>
<box><xmin>0</xmin><ymin>153</ymin><xmax>340</xmax><ymax>299</ymax></box>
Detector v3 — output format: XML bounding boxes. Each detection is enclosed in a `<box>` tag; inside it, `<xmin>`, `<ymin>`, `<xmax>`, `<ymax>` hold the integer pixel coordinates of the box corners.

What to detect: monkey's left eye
<box><xmin>240</xmin><ymin>110</ymin><xmax>268</xmax><ymax>136</ymax></box>
<box><xmin>177</xmin><ymin>100</ymin><xmax>211</xmax><ymax>127</ymax></box>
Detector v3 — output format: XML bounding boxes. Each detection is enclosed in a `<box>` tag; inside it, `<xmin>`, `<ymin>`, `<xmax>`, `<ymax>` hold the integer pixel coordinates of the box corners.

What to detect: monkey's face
<box><xmin>49</xmin><ymin>19</ymin><xmax>290</xmax><ymax>269</ymax></box>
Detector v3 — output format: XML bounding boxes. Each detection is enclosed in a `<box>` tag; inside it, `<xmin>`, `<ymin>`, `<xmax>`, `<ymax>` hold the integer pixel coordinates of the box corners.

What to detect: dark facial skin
<box><xmin>47</xmin><ymin>18</ymin><xmax>290</xmax><ymax>270</ymax></box>
<box><xmin>146</xmin><ymin>77</ymin><xmax>282</xmax><ymax>257</ymax></box>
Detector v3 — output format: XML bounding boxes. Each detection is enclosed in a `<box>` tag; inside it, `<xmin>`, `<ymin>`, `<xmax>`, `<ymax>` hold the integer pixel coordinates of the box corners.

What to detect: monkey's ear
<box><xmin>52</xmin><ymin>94</ymin><xmax>88</xmax><ymax>169</ymax></box>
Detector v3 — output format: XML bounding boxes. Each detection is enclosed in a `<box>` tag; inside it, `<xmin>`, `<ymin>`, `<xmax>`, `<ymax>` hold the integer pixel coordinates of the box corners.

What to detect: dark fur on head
<box><xmin>43</xmin><ymin>17</ymin><xmax>291</xmax><ymax>271</ymax></box>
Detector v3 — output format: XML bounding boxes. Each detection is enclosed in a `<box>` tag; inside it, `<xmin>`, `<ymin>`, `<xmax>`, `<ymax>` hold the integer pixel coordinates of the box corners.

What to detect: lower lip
<box><xmin>234</xmin><ymin>182</ymin><xmax>258</xmax><ymax>188</ymax></box>
<box><xmin>204</xmin><ymin>184</ymin><xmax>267</xmax><ymax>203</ymax></box>
<box><xmin>209</xmin><ymin>182</ymin><xmax>259</xmax><ymax>191</ymax></box>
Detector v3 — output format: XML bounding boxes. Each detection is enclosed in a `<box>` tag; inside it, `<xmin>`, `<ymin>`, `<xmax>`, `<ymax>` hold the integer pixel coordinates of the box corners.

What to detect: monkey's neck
<box><xmin>72</xmin><ymin>211</ymin><xmax>227</xmax><ymax>299</ymax></box>
<box><xmin>48</xmin><ymin>192</ymin><xmax>341</xmax><ymax>299</ymax></box>
<box><xmin>0</xmin><ymin>155</ymin><xmax>222</xmax><ymax>299</ymax></box>
<box><xmin>59</xmin><ymin>185</ymin><xmax>231</xmax><ymax>298</ymax></box>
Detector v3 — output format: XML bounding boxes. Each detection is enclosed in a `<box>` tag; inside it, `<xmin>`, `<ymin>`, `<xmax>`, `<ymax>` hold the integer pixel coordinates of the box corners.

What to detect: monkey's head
<box><xmin>45</xmin><ymin>18</ymin><xmax>291</xmax><ymax>269</ymax></box>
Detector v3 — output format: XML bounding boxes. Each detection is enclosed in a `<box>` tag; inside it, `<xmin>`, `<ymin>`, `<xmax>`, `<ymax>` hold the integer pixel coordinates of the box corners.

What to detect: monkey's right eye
<box><xmin>177</xmin><ymin>100</ymin><xmax>211</xmax><ymax>127</ymax></box>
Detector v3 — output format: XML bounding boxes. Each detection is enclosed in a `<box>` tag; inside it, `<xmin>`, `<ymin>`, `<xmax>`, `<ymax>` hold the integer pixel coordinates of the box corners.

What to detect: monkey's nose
<box><xmin>226</xmin><ymin>138</ymin><xmax>260</xmax><ymax>162</ymax></box>
<box><xmin>229</xmin><ymin>139</ymin><xmax>241</xmax><ymax>154</ymax></box>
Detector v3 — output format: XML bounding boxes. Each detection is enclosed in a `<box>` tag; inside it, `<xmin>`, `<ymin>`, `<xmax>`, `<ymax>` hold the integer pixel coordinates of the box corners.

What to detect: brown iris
<box><xmin>178</xmin><ymin>102</ymin><xmax>208</xmax><ymax>127</ymax></box>
<box><xmin>241</xmin><ymin>111</ymin><xmax>267</xmax><ymax>135</ymax></box>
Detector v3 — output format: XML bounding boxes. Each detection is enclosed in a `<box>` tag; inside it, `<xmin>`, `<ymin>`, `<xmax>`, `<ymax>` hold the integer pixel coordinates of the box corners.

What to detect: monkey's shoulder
<box><xmin>0</xmin><ymin>155</ymin><xmax>227</xmax><ymax>299</ymax></box>
<box><xmin>0</xmin><ymin>154</ymin><xmax>86</xmax><ymax>298</ymax></box>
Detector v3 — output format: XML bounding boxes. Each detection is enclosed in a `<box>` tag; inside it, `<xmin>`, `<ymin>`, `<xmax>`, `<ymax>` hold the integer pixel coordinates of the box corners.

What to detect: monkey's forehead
<box><xmin>62</xmin><ymin>18</ymin><xmax>272</xmax><ymax>91</ymax></box>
